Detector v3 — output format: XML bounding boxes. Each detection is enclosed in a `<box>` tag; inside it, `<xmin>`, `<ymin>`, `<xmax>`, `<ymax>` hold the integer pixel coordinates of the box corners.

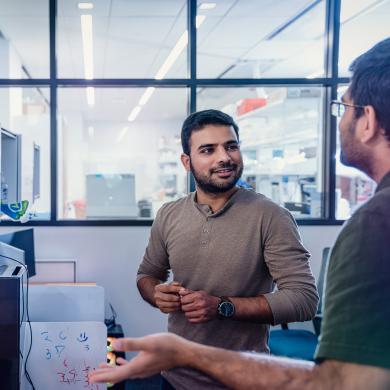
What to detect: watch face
<box><xmin>219</xmin><ymin>301</ymin><xmax>235</xmax><ymax>317</ymax></box>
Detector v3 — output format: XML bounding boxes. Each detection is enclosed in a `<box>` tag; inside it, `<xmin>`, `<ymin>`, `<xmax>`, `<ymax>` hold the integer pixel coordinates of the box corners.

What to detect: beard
<box><xmin>190</xmin><ymin>160</ymin><xmax>243</xmax><ymax>194</ymax></box>
<box><xmin>340</xmin><ymin>119</ymin><xmax>373</xmax><ymax>176</ymax></box>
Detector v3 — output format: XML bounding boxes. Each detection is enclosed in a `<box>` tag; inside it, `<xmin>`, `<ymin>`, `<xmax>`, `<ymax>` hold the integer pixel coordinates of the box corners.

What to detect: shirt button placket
<box><xmin>200</xmin><ymin>219</ymin><xmax>211</xmax><ymax>247</ymax></box>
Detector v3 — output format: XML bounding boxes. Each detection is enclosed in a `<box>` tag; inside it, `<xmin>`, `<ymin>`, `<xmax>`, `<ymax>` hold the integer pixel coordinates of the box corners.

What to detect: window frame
<box><xmin>0</xmin><ymin>0</ymin><xmax>349</xmax><ymax>226</ymax></box>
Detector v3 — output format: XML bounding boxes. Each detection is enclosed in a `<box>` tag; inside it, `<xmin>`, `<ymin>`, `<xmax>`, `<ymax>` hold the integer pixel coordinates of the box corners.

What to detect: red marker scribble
<box><xmin>57</xmin><ymin>366</ymin><xmax>81</xmax><ymax>384</ymax></box>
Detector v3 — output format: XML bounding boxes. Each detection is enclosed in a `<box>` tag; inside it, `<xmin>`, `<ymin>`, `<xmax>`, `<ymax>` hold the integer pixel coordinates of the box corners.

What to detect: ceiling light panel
<box><xmin>78</xmin><ymin>2</ymin><xmax>94</xmax><ymax>10</ymax></box>
<box><xmin>80</xmin><ymin>14</ymin><xmax>94</xmax><ymax>79</ymax></box>
<box><xmin>199</xmin><ymin>3</ymin><xmax>217</xmax><ymax>10</ymax></box>
<box><xmin>59</xmin><ymin>1</ymin><xmax>188</xmax><ymax>78</ymax></box>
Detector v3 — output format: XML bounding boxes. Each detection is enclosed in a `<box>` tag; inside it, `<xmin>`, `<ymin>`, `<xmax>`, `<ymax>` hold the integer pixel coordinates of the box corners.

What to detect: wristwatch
<box><xmin>217</xmin><ymin>296</ymin><xmax>235</xmax><ymax>318</ymax></box>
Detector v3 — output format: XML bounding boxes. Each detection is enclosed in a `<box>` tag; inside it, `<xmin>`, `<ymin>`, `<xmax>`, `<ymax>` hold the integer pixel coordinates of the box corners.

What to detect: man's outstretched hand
<box><xmin>89</xmin><ymin>333</ymin><xmax>190</xmax><ymax>385</ymax></box>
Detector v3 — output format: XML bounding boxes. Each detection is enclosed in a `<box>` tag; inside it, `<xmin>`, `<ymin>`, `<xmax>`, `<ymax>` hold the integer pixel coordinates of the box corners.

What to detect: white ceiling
<box><xmin>0</xmin><ymin>0</ymin><xmax>388</xmax><ymax>79</ymax></box>
<box><xmin>0</xmin><ymin>0</ymin><xmax>389</xmax><ymax>140</ymax></box>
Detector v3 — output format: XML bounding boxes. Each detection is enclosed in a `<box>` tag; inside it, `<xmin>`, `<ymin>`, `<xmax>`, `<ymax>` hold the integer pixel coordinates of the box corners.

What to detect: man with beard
<box><xmin>135</xmin><ymin>109</ymin><xmax>319</xmax><ymax>390</ymax></box>
<box><xmin>90</xmin><ymin>39</ymin><xmax>390</xmax><ymax>390</ymax></box>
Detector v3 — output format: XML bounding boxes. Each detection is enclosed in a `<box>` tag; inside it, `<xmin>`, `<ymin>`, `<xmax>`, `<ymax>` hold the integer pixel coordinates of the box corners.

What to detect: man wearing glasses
<box><xmin>90</xmin><ymin>38</ymin><xmax>390</xmax><ymax>389</ymax></box>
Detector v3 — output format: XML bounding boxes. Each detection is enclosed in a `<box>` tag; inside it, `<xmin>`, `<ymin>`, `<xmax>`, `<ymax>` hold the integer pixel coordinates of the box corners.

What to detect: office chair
<box><xmin>268</xmin><ymin>247</ymin><xmax>331</xmax><ymax>361</ymax></box>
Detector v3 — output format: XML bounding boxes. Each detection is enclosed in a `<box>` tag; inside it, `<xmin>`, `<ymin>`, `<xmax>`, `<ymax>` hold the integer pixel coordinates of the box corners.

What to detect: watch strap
<box><xmin>219</xmin><ymin>296</ymin><xmax>232</xmax><ymax>303</ymax></box>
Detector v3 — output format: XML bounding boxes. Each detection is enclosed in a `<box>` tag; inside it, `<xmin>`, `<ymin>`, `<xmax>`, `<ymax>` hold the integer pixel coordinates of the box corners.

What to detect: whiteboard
<box><xmin>22</xmin><ymin>321</ymin><xmax>107</xmax><ymax>390</ymax></box>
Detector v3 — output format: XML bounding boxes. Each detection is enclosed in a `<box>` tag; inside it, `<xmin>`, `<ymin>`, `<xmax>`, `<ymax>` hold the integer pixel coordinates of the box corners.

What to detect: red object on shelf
<box><xmin>237</xmin><ymin>98</ymin><xmax>267</xmax><ymax>116</ymax></box>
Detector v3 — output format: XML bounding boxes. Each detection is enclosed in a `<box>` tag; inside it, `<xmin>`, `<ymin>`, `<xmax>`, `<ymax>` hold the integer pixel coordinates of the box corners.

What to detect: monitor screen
<box><xmin>33</xmin><ymin>143</ymin><xmax>40</xmax><ymax>201</ymax></box>
<box><xmin>0</xmin><ymin>229</ymin><xmax>36</xmax><ymax>277</ymax></box>
<box><xmin>1</xmin><ymin>128</ymin><xmax>22</xmax><ymax>205</ymax></box>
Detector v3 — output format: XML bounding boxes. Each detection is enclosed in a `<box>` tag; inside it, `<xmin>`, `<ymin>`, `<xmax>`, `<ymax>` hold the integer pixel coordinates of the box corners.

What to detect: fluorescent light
<box><xmin>199</xmin><ymin>3</ymin><xmax>216</xmax><ymax>10</ymax></box>
<box><xmin>86</xmin><ymin>87</ymin><xmax>95</xmax><ymax>106</ymax></box>
<box><xmin>78</xmin><ymin>2</ymin><xmax>94</xmax><ymax>9</ymax></box>
<box><xmin>196</xmin><ymin>15</ymin><xmax>206</xmax><ymax>28</ymax></box>
<box><xmin>128</xmin><ymin>105</ymin><xmax>141</xmax><ymax>122</ymax></box>
<box><xmin>153</xmin><ymin>15</ymin><xmax>206</xmax><ymax>80</ymax></box>
<box><xmin>88</xmin><ymin>126</ymin><xmax>94</xmax><ymax>137</ymax></box>
<box><xmin>127</xmin><ymin>16</ymin><xmax>208</xmax><ymax>121</ymax></box>
<box><xmin>125</xmin><ymin>87</ymin><xmax>154</xmax><ymax>125</ymax></box>
<box><xmin>155</xmin><ymin>31</ymin><xmax>188</xmax><ymax>80</ymax></box>
<box><xmin>139</xmin><ymin>87</ymin><xmax>155</xmax><ymax>106</ymax></box>
<box><xmin>117</xmin><ymin>126</ymin><xmax>129</xmax><ymax>143</ymax></box>
<box><xmin>81</xmin><ymin>14</ymin><xmax>94</xmax><ymax>79</ymax></box>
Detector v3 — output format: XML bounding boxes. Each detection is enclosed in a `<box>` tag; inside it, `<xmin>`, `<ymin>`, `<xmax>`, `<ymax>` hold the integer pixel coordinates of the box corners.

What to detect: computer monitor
<box><xmin>33</xmin><ymin>143</ymin><xmax>40</xmax><ymax>201</ymax></box>
<box><xmin>1</xmin><ymin>128</ymin><xmax>22</xmax><ymax>205</ymax></box>
<box><xmin>0</xmin><ymin>229</ymin><xmax>36</xmax><ymax>277</ymax></box>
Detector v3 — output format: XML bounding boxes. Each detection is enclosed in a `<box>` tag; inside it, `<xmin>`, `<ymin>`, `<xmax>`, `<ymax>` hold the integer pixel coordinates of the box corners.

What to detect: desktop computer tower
<box><xmin>0</xmin><ymin>263</ymin><xmax>26</xmax><ymax>390</ymax></box>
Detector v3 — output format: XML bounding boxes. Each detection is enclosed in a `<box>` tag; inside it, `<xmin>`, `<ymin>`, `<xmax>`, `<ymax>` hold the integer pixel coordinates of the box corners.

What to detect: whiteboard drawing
<box><xmin>22</xmin><ymin>321</ymin><xmax>107</xmax><ymax>390</ymax></box>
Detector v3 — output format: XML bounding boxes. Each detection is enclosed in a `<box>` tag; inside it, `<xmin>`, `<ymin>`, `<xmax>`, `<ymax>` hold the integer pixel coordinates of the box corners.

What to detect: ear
<box><xmin>360</xmin><ymin>105</ymin><xmax>380</xmax><ymax>144</ymax></box>
<box><xmin>181</xmin><ymin>153</ymin><xmax>191</xmax><ymax>172</ymax></box>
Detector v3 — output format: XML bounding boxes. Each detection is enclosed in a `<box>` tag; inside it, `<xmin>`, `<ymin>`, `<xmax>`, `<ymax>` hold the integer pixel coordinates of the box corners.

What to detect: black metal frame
<box><xmin>0</xmin><ymin>0</ymin><xmax>348</xmax><ymax>226</ymax></box>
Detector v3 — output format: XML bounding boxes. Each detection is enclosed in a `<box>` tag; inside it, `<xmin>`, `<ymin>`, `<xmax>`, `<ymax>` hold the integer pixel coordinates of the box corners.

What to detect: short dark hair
<box><xmin>349</xmin><ymin>38</ymin><xmax>390</xmax><ymax>141</ymax></box>
<box><xmin>181</xmin><ymin>109</ymin><xmax>239</xmax><ymax>155</ymax></box>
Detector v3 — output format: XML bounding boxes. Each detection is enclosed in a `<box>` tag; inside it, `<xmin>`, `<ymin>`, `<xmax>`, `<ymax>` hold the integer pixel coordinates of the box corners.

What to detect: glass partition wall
<box><xmin>1</xmin><ymin>0</ymin><xmax>386</xmax><ymax>224</ymax></box>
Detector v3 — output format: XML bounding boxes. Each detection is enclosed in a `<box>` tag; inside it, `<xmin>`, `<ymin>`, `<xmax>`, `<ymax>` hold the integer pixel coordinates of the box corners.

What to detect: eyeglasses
<box><xmin>330</xmin><ymin>100</ymin><xmax>365</xmax><ymax>117</ymax></box>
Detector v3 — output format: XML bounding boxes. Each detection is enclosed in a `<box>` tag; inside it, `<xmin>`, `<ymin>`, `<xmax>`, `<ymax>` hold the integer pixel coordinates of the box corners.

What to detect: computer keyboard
<box><xmin>0</xmin><ymin>264</ymin><xmax>8</xmax><ymax>276</ymax></box>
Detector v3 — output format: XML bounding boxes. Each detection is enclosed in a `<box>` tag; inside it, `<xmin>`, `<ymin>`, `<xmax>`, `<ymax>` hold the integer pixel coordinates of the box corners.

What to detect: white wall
<box><xmin>0</xmin><ymin>225</ymin><xmax>342</xmax><ymax>338</ymax></box>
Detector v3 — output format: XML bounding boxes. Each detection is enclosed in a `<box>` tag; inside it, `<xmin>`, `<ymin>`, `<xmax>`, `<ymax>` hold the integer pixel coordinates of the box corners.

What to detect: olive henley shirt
<box><xmin>137</xmin><ymin>187</ymin><xmax>318</xmax><ymax>389</ymax></box>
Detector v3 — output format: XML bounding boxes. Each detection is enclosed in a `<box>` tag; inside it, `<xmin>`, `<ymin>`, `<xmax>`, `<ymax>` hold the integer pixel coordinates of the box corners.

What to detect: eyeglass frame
<box><xmin>330</xmin><ymin>100</ymin><xmax>365</xmax><ymax>118</ymax></box>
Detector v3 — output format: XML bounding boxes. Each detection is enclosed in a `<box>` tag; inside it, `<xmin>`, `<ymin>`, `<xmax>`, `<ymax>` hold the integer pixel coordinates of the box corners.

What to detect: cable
<box><xmin>20</xmin><ymin>268</ymin><xmax>25</xmax><ymax>327</ymax></box>
<box><xmin>109</xmin><ymin>303</ymin><xmax>117</xmax><ymax>322</ymax></box>
<box><xmin>105</xmin><ymin>302</ymin><xmax>117</xmax><ymax>329</ymax></box>
<box><xmin>1</xmin><ymin>254</ymin><xmax>36</xmax><ymax>390</ymax></box>
<box><xmin>24</xmin><ymin>269</ymin><xmax>35</xmax><ymax>390</ymax></box>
